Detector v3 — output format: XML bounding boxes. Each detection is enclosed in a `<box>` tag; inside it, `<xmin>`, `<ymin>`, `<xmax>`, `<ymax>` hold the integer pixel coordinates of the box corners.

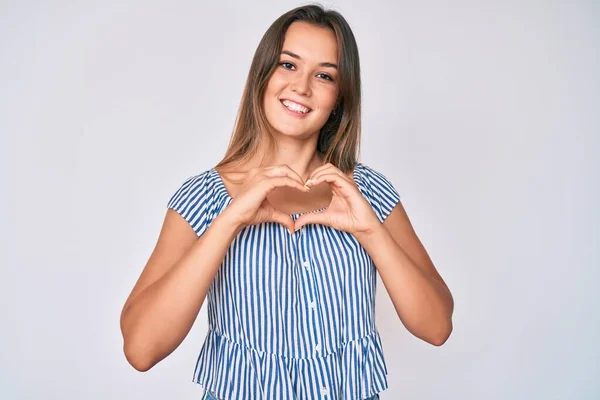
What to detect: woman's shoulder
<box><xmin>353</xmin><ymin>162</ymin><xmax>397</xmax><ymax>187</ymax></box>
<box><xmin>213</xmin><ymin>165</ymin><xmax>248</xmax><ymax>192</ymax></box>
<box><xmin>166</xmin><ymin>167</ymin><xmax>231</xmax><ymax>234</ymax></box>
<box><xmin>353</xmin><ymin>162</ymin><xmax>401</xmax><ymax>223</ymax></box>
<box><xmin>167</xmin><ymin>168</ymin><xmax>221</xmax><ymax>201</ymax></box>
<box><xmin>353</xmin><ymin>162</ymin><xmax>389</xmax><ymax>180</ymax></box>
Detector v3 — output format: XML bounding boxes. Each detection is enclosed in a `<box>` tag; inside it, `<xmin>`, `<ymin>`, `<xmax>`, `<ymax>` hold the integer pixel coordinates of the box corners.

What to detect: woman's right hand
<box><xmin>223</xmin><ymin>165</ymin><xmax>310</xmax><ymax>233</ymax></box>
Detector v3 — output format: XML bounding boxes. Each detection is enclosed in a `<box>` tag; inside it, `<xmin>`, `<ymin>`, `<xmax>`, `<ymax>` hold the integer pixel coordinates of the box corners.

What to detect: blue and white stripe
<box><xmin>167</xmin><ymin>163</ymin><xmax>400</xmax><ymax>400</ymax></box>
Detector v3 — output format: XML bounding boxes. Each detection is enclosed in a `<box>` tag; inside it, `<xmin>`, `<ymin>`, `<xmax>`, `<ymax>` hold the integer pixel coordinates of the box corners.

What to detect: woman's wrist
<box><xmin>214</xmin><ymin>208</ymin><xmax>246</xmax><ymax>237</ymax></box>
<box><xmin>352</xmin><ymin>221</ymin><xmax>387</xmax><ymax>246</ymax></box>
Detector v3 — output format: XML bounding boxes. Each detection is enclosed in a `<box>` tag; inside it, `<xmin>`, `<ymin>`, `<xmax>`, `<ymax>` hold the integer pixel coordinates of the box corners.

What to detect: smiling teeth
<box><xmin>282</xmin><ymin>100</ymin><xmax>310</xmax><ymax>113</ymax></box>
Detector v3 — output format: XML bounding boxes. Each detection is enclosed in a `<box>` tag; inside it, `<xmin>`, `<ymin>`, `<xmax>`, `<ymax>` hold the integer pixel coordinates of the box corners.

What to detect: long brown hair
<box><xmin>215</xmin><ymin>4</ymin><xmax>362</xmax><ymax>173</ymax></box>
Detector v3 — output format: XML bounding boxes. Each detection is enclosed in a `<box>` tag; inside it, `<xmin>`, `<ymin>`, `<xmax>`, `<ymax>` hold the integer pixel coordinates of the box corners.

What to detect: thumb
<box><xmin>294</xmin><ymin>212</ymin><xmax>327</xmax><ymax>231</ymax></box>
<box><xmin>269</xmin><ymin>211</ymin><xmax>295</xmax><ymax>234</ymax></box>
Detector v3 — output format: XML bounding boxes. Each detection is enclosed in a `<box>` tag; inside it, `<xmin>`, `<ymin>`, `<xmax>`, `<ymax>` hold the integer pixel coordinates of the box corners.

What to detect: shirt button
<box><xmin>315</xmin><ymin>343</ymin><xmax>321</xmax><ymax>352</ymax></box>
<box><xmin>309</xmin><ymin>300</ymin><xmax>316</xmax><ymax>309</ymax></box>
<box><xmin>302</xmin><ymin>261</ymin><xmax>310</xmax><ymax>268</ymax></box>
<box><xmin>321</xmin><ymin>387</ymin><xmax>329</xmax><ymax>396</ymax></box>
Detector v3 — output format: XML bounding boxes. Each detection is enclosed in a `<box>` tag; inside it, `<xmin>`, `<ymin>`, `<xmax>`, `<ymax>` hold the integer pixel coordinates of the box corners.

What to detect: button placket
<box><xmin>299</xmin><ymin>253</ymin><xmax>316</xmax><ymax>314</ymax></box>
<box><xmin>298</xmin><ymin>228</ymin><xmax>323</xmax><ymax>358</ymax></box>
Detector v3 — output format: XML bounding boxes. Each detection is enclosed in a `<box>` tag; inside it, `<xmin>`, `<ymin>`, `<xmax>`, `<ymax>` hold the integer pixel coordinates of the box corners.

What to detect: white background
<box><xmin>2</xmin><ymin>0</ymin><xmax>599</xmax><ymax>399</ymax></box>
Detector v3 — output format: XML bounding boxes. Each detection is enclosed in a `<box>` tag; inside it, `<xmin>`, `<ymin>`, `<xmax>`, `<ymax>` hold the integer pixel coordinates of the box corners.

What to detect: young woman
<box><xmin>120</xmin><ymin>5</ymin><xmax>454</xmax><ymax>400</ymax></box>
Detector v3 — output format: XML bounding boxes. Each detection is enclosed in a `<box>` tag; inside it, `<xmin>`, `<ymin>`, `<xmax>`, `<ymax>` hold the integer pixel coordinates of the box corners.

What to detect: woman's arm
<box><xmin>354</xmin><ymin>202</ymin><xmax>454</xmax><ymax>346</ymax></box>
<box><xmin>120</xmin><ymin>208</ymin><xmax>242</xmax><ymax>372</ymax></box>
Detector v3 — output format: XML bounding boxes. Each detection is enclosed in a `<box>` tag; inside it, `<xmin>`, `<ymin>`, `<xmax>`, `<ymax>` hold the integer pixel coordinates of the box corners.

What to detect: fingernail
<box><xmin>305</xmin><ymin>179</ymin><xmax>312</xmax><ymax>186</ymax></box>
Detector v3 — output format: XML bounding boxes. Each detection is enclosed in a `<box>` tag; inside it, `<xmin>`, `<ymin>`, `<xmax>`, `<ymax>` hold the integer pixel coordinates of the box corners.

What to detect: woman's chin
<box><xmin>267</xmin><ymin>121</ymin><xmax>311</xmax><ymax>137</ymax></box>
<box><xmin>274</xmin><ymin>127</ymin><xmax>317</xmax><ymax>139</ymax></box>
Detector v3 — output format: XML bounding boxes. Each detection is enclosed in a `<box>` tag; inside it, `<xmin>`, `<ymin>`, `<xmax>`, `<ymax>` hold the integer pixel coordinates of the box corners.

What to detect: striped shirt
<box><xmin>167</xmin><ymin>163</ymin><xmax>400</xmax><ymax>400</ymax></box>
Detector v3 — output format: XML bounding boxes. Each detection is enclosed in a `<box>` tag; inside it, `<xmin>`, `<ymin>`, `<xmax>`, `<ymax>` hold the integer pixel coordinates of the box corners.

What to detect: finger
<box><xmin>308</xmin><ymin>172</ymin><xmax>350</xmax><ymax>189</ymax></box>
<box><xmin>264</xmin><ymin>165</ymin><xmax>306</xmax><ymax>185</ymax></box>
<box><xmin>311</xmin><ymin>170</ymin><xmax>349</xmax><ymax>184</ymax></box>
<box><xmin>306</xmin><ymin>163</ymin><xmax>334</xmax><ymax>184</ymax></box>
<box><xmin>307</xmin><ymin>164</ymin><xmax>349</xmax><ymax>187</ymax></box>
<box><xmin>261</xmin><ymin>176</ymin><xmax>311</xmax><ymax>194</ymax></box>
<box><xmin>294</xmin><ymin>212</ymin><xmax>327</xmax><ymax>231</ymax></box>
<box><xmin>269</xmin><ymin>210</ymin><xmax>295</xmax><ymax>234</ymax></box>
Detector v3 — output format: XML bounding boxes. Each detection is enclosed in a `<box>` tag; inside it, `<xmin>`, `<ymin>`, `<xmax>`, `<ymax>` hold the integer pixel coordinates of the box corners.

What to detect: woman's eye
<box><xmin>279</xmin><ymin>63</ymin><xmax>334</xmax><ymax>82</ymax></box>
<box><xmin>280</xmin><ymin>62</ymin><xmax>295</xmax><ymax>70</ymax></box>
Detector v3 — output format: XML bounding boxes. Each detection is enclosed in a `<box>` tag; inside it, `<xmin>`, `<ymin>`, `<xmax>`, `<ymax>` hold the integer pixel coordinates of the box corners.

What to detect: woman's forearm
<box><xmin>355</xmin><ymin>226</ymin><xmax>453</xmax><ymax>346</ymax></box>
<box><xmin>120</xmin><ymin>210</ymin><xmax>241</xmax><ymax>371</ymax></box>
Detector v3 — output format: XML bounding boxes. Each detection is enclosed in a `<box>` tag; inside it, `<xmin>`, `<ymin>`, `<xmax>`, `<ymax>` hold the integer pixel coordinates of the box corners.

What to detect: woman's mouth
<box><xmin>280</xmin><ymin>99</ymin><xmax>312</xmax><ymax>116</ymax></box>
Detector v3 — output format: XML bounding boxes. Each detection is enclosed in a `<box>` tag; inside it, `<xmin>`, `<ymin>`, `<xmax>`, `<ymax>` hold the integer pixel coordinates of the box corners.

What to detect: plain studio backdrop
<box><xmin>2</xmin><ymin>0</ymin><xmax>598</xmax><ymax>399</ymax></box>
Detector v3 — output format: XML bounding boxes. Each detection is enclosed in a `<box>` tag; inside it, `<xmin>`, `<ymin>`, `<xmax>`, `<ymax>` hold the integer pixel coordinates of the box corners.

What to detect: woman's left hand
<box><xmin>294</xmin><ymin>163</ymin><xmax>381</xmax><ymax>235</ymax></box>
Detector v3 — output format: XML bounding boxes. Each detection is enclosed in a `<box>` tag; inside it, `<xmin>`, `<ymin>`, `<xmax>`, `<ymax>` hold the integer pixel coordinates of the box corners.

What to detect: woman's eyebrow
<box><xmin>281</xmin><ymin>50</ymin><xmax>338</xmax><ymax>69</ymax></box>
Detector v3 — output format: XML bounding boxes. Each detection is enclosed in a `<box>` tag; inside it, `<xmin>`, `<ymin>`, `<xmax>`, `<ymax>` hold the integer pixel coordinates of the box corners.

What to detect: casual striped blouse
<box><xmin>167</xmin><ymin>163</ymin><xmax>401</xmax><ymax>400</ymax></box>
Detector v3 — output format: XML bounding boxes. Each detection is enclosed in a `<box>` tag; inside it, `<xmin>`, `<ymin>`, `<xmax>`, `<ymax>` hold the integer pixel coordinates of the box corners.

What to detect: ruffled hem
<box><xmin>192</xmin><ymin>329</ymin><xmax>388</xmax><ymax>400</ymax></box>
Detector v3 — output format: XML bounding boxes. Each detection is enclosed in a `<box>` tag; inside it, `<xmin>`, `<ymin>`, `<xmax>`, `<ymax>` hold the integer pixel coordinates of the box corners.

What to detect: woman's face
<box><xmin>263</xmin><ymin>21</ymin><xmax>340</xmax><ymax>140</ymax></box>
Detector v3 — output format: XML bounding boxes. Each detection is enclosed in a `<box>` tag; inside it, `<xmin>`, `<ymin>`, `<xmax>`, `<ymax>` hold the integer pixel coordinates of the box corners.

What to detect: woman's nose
<box><xmin>290</xmin><ymin>73</ymin><xmax>311</xmax><ymax>96</ymax></box>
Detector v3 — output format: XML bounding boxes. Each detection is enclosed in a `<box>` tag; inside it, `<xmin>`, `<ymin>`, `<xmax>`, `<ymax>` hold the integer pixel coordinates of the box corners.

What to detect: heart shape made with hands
<box><xmin>220</xmin><ymin>163</ymin><xmax>380</xmax><ymax>237</ymax></box>
<box><xmin>290</xmin><ymin>165</ymin><xmax>379</xmax><ymax>235</ymax></box>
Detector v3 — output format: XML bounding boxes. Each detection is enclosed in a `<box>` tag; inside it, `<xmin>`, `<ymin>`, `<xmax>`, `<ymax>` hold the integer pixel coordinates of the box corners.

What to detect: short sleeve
<box><xmin>167</xmin><ymin>170</ymin><xmax>216</xmax><ymax>237</ymax></box>
<box><xmin>359</xmin><ymin>164</ymin><xmax>401</xmax><ymax>223</ymax></box>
